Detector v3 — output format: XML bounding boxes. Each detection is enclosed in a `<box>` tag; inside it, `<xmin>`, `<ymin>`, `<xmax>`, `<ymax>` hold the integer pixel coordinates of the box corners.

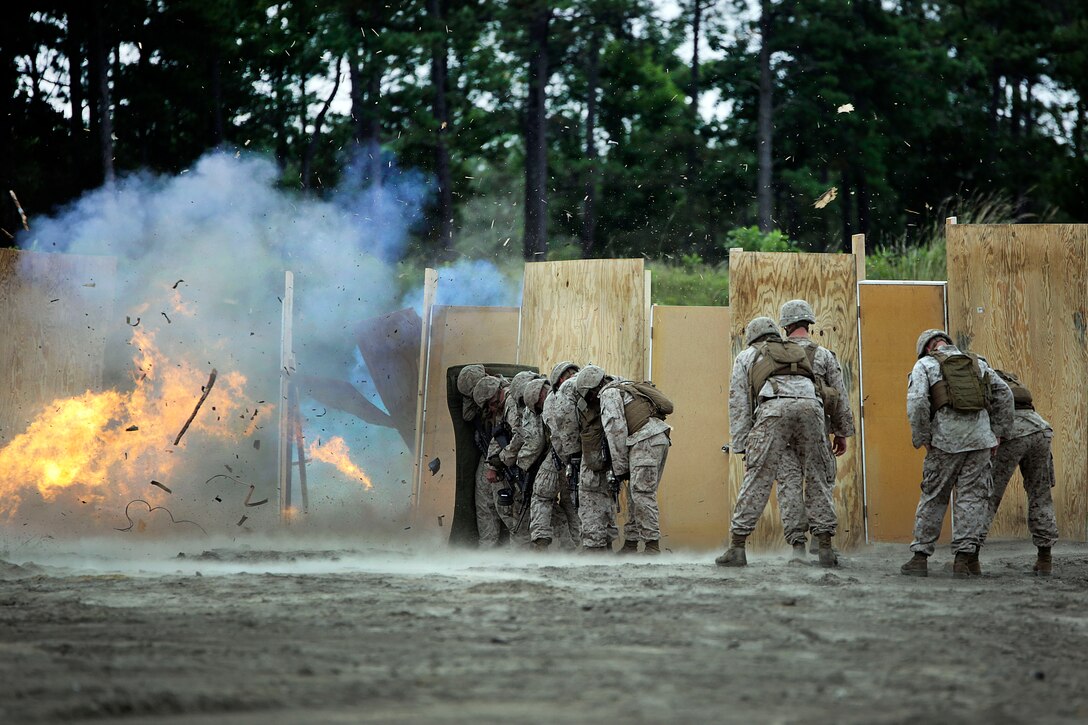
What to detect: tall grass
<box><xmin>866</xmin><ymin>190</ymin><xmax>1047</xmax><ymax>280</ymax></box>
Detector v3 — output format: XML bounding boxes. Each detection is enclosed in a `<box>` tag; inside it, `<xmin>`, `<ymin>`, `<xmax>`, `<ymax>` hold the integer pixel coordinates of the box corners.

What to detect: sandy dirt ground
<box><xmin>1</xmin><ymin>534</ymin><xmax>1087</xmax><ymax>724</ymax></box>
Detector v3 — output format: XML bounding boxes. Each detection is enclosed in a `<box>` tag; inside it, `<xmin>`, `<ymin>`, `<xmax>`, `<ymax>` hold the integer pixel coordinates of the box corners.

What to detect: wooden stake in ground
<box><xmin>173</xmin><ymin>368</ymin><xmax>218</xmax><ymax>445</ymax></box>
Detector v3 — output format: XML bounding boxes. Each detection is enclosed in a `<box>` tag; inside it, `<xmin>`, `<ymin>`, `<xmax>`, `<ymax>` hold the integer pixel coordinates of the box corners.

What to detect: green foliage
<box><xmin>648</xmin><ymin>261</ymin><xmax>729</xmax><ymax>306</ymax></box>
<box><xmin>724</xmin><ymin>226</ymin><xmax>799</xmax><ymax>253</ymax></box>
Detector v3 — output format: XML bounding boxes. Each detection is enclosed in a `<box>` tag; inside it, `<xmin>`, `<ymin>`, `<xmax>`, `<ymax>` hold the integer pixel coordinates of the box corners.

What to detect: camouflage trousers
<box><xmin>529</xmin><ymin>455</ymin><xmax>581</xmax><ymax>547</ymax></box>
<box><xmin>621</xmin><ymin>431</ymin><xmax>670</xmax><ymax>542</ymax></box>
<box><xmin>910</xmin><ymin>447</ymin><xmax>991</xmax><ymax>555</ymax></box>
<box><xmin>776</xmin><ymin>441</ymin><xmax>838</xmax><ymax>544</ymax></box>
<box><xmin>474</xmin><ymin>458</ymin><xmax>530</xmax><ymax>548</ymax></box>
<box><xmin>983</xmin><ymin>430</ymin><xmax>1058</xmax><ymax>548</ymax></box>
<box><xmin>731</xmin><ymin>398</ymin><xmax>830</xmax><ymax>538</ymax></box>
<box><xmin>577</xmin><ymin>465</ymin><xmax>617</xmax><ymax>548</ymax></box>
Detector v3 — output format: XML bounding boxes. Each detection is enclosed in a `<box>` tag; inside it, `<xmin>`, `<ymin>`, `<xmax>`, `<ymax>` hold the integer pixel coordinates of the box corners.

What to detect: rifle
<box><xmin>565</xmin><ymin>452</ymin><xmax>581</xmax><ymax>509</ymax></box>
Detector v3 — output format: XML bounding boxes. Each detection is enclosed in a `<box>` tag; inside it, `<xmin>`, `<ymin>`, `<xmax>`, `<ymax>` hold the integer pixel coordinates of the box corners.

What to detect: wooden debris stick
<box><xmin>243</xmin><ymin>485</ymin><xmax>269</xmax><ymax>507</ymax></box>
<box><xmin>8</xmin><ymin>190</ymin><xmax>29</xmax><ymax>231</ymax></box>
<box><xmin>173</xmin><ymin>368</ymin><xmax>218</xmax><ymax>445</ymax></box>
<box><xmin>277</xmin><ymin>271</ymin><xmax>295</xmax><ymax>521</ymax></box>
<box><xmin>150</xmin><ymin>480</ymin><xmax>172</xmax><ymax>493</ymax></box>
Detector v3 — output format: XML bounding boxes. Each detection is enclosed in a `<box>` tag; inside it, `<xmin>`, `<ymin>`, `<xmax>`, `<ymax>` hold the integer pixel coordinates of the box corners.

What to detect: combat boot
<box><xmin>581</xmin><ymin>545</ymin><xmax>609</xmax><ymax>555</ymax></box>
<box><xmin>952</xmin><ymin>551</ymin><xmax>972</xmax><ymax>579</ymax></box>
<box><xmin>816</xmin><ymin>533</ymin><xmax>837</xmax><ymax>568</ymax></box>
<box><xmin>643</xmin><ymin>540</ymin><xmax>660</xmax><ymax>555</ymax></box>
<box><xmin>789</xmin><ymin>542</ymin><xmax>807</xmax><ymax>564</ymax></box>
<box><xmin>715</xmin><ymin>533</ymin><xmax>747</xmax><ymax>567</ymax></box>
<box><xmin>1034</xmin><ymin>546</ymin><xmax>1052</xmax><ymax>576</ymax></box>
<box><xmin>531</xmin><ymin>537</ymin><xmax>552</xmax><ymax>552</ymax></box>
<box><xmin>900</xmin><ymin>552</ymin><xmax>928</xmax><ymax>577</ymax></box>
<box><xmin>618</xmin><ymin>539</ymin><xmax>639</xmax><ymax>554</ymax></box>
<box><xmin>967</xmin><ymin>550</ymin><xmax>981</xmax><ymax>575</ymax></box>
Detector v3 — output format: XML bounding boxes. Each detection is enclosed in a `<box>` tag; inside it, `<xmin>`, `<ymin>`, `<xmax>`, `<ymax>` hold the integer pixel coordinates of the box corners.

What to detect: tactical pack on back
<box><xmin>994</xmin><ymin>369</ymin><xmax>1034</xmax><ymax>410</ymax></box>
<box><xmin>930</xmin><ymin>350</ymin><xmax>987</xmax><ymax>412</ymax></box>
<box><xmin>749</xmin><ymin>340</ymin><xmax>815</xmax><ymax>403</ymax></box>
<box><xmin>615</xmin><ymin>380</ymin><xmax>674</xmax><ymax>433</ymax></box>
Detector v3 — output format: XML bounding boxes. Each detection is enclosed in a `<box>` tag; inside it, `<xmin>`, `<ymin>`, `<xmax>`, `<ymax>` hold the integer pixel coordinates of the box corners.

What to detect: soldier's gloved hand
<box><xmin>485</xmin><ymin>468</ymin><xmax>498</xmax><ymax>483</ymax></box>
<box><xmin>832</xmin><ymin>435</ymin><xmax>847</xmax><ymax>457</ymax></box>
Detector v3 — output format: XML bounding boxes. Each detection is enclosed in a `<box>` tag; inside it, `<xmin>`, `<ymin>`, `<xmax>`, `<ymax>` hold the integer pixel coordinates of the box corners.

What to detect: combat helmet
<box><xmin>472</xmin><ymin>375</ymin><xmax>502</xmax><ymax>407</ymax></box>
<box><xmin>523</xmin><ymin>378</ymin><xmax>551</xmax><ymax>410</ymax></box>
<box><xmin>745</xmin><ymin>316</ymin><xmax>782</xmax><ymax>346</ymax></box>
<box><xmin>510</xmin><ymin>370</ymin><xmax>539</xmax><ymax>406</ymax></box>
<box><xmin>456</xmin><ymin>364</ymin><xmax>486</xmax><ymax>397</ymax></box>
<box><xmin>549</xmin><ymin>360</ymin><xmax>580</xmax><ymax>387</ymax></box>
<box><xmin>780</xmin><ymin>299</ymin><xmax>816</xmax><ymax>328</ymax></box>
<box><xmin>573</xmin><ymin>365</ymin><xmax>607</xmax><ymax>395</ymax></box>
<box><xmin>916</xmin><ymin>329</ymin><xmax>952</xmax><ymax>359</ymax></box>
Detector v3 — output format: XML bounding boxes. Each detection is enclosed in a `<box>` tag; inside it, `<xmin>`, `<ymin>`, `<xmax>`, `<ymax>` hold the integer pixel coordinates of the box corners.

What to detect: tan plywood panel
<box><xmin>415</xmin><ymin>305</ymin><xmax>520</xmax><ymax>528</ymax></box>
<box><xmin>0</xmin><ymin>249</ymin><xmax>116</xmax><ymax>446</ymax></box>
<box><xmin>651</xmin><ymin>306</ymin><xmax>732</xmax><ymax>550</ymax></box>
<box><xmin>727</xmin><ymin>249</ymin><xmax>863</xmax><ymax>550</ymax></box>
<box><xmin>947</xmin><ymin>224</ymin><xmax>1088</xmax><ymax>541</ymax></box>
<box><xmin>519</xmin><ymin>259</ymin><xmax>646</xmax><ymax>380</ymax></box>
<box><xmin>859</xmin><ymin>282</ymin><xmax>950</xmax><ymax>543</ymax></box>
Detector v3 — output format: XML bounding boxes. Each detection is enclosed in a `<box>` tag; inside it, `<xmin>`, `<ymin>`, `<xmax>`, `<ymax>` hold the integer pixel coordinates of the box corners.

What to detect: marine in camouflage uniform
<box><xmin>716</xmin><ymin>316</ymin><xmax>835</xmax><ymax>568</ymax></box>
<box><xmin>595</xmin><ymin>375</ymin><xmax>671</xmax><ymax>555</ymax></box>
<box><xmin>528</xmin><ymin>362</ymin><xmax>582</xmax><ymax>551</ymax></box>
<box><xmin>980</xmin><ymin>369</ymin><xmax>1058</xmax><ymax>576</ymax></box>
<box><xmin>456</xmin><ymin>366</ymin><xmax>495</xmax><ymax>547</ymax></box>
<box><xmin>773</xmin><ymin>300</ymin><xmax>855</xmax><ymax>565</ymax></box>
<box><xmin>900</xmin><ymin>330</ymin><xmax>1014</xmax><ymax>578</ymax></box>
<box><xmin>472</xmin><ymin>375</ymin><xmax>530</xmax><ymax>547</ymax></box>
<box><xmin>571</xmin><ymin>366</ymin><xmax>624</xmax><ymax>552</ymax></box>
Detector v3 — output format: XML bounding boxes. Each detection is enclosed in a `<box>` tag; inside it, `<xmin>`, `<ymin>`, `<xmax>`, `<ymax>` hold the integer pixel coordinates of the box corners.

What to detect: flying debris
<box><xmin>837</xmin><ymin>103</ymin><xmax>855</xmax><ymax>114</ymax></box>
<box><xmin>814</xmin><ymin>187</ymin><xmax>838</xmax><ymax>209</ymax></box>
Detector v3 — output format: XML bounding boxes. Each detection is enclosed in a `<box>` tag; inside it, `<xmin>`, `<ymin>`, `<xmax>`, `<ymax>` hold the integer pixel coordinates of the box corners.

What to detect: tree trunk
<box><xmin>65</xmin><ymin>7</ymin><xmax>85</xmax><ymax>153</ymax></box>
<box><xmin>0</xmin><ymin>12</ymin><xmax>18</xmax><ymax>241</ymax></box>
<box><xmin>428</xmin><ymin>0</ymin><xmax>453</xmax><ymax>255</ymax></box>
<box><xmin>839</xmin><ymin>169</ymin><xmax>852</xmax><ymax>252</ymax></box>
<box><xmin>302</xmin><ymin>58</ymin><xmax>343</xmax><ymax>190</ymax></box>
<box><xmin>210</xmin><ymin>51</ymin><xmax>225</xmax><ymax>146</ymax></box>
<box><xmin>273</xmin><ymin>65</ymin><xmax>289</xmax><ymax>169</ymax></box>
<box><xmin>756</xmin><ymin>0</ymin><xmax>774</xmax><ymax>232</ymax></box>
<box><xmin>1075</xmin><ymin>95</ymin><xmax>1085</xmax><ymax>158</ymax></box>
<box><xmin>855</xmin><ymin>167</ymin><xmax>870</xmax><ymax>236</ymax></box>
<box><xmin>686</xmin><ymin>0</ymin><xmax>702</xmax><ymax>208</ymax></box>
<box><xmin>523</xmin><ymin>2</ymin><xmax>550</xmax><ymax>260</ymax></box>
<box><xmin>89</xmin><ymin>0</ymin><xmax>114</xmax><ymax>184</ymax></box>
<box><xmin>580</xmin><ymin>23</ymin><xmax>601</xmax><ymax>258</ymax></box>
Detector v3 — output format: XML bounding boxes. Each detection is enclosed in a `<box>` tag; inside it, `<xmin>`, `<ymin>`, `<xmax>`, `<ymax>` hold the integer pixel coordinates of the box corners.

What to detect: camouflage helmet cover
<box><xmin>456</xmin><ymin>364</ymin><xmax>486</xmax><ymax>397</ymax></box>
<box><xmin>573</xmin><ymin>364</ymin><xmax>607</xmax><ymax>395</ymax></box>
<box><xmin>916</xmin><ymin>329</ymin><xmax>952</xmax><ymax>358</ymax></box>
<box><xmin>471</xmin><ymin>375</ymin><xmax>502</xmax><ymax>407</ymax></box>
<box><xmin>509</xmin><ymin>370</ymin><xmax>539</xmax><ymax>404</ymax></box>
<box><xmin>549</xmin><ymin>360</ymin><xmax>580</xmax><ymax>387</ymax></box>
<box><xmin>779</xmin><ymin>299</ymin><xmax>817</xmax><ymax>327</ymax></box>
<box><xmin>523</xmin><ymin>378</ymin><xmax>551</xmax><ymax>409</ymax></box>
<box><xmin>745</xmin><ymin>316</ymin><xmax>782</xmax><ymax>346</ymax></box>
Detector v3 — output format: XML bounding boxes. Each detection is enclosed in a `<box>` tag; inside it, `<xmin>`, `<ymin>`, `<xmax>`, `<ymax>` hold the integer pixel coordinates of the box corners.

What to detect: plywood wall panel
<box><xmin>859</xmin><ymin>282</ymin><xmax>950</xmax><ymax>543</ymax></box>
<box><xmin>0</xmin><ymin>249</ymin><xmax>116</xmax><ymax>446</ymax></box>
<box><xmin>947</xmin><ymin>224</ymin><xmax>1088</xmax><ymax>541</ymax></box>
<box><xmin>519</xmin><ymin>259</ymin><xmax>646</xmax><ymax>380</ymax></box>
<box><xmin>415</xmin><ymin>306</ymin><xmax>520</xmax><ymax>529</ymax></box>
<box><xmin>651</xmin><ymin>306</ymin><xmax>732</xmax><ymax>550</ymax></box>
<box><xmin>727</xmin><ymin>249</ymin><xmax>863</xmax><ymax>550</ymax></box>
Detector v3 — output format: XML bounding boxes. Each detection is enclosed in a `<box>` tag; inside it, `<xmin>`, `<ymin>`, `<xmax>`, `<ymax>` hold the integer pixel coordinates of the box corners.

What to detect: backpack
<box><xmin>994</xmin><ymin>369</ymin><xmax>1034</xmax><ymax>410</ymax></box>
<box><xmin>929</xmin><ymin>350</ymin><xmax>987</xmax><ymax>413</ymax></box>
<box><xmin>614</xmin><ymin>380</ymin><xmax>674</xmax><ymax>433</ymax></box>
<box><xmin>749</xmin><ymin>340</ymin><xmax>816</xmax><ymax>405</ymax></box>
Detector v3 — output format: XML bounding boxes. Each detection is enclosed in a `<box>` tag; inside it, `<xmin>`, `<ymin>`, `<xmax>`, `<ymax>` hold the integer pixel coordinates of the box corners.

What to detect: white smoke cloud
<box><xmin>12</xmin><ymin>149</ymin><xmax>520</xmax><ymax>534</ymax></box>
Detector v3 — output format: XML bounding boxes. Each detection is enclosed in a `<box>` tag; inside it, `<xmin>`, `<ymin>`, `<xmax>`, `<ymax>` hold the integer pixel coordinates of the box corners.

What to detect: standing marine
<box><xmin>716</xmin><ymin>316</ymin><xmax>835</xmax><ymax>567</ymax></box>
<box><xmin>900</xmin><ymin>329</ymin><xmax>1013</xmax><ymax>577</ymax></box>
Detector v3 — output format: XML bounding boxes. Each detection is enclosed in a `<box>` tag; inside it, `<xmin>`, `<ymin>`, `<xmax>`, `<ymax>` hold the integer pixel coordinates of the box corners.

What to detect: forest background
<box><xmin>2</xmin><ymin>0</ymin><xmax>1086</xmax><ymax>305</ymax></box>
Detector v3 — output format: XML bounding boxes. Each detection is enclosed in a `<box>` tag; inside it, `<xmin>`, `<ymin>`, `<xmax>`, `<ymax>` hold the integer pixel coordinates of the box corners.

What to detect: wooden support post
<box><xmin>411</xmin><ymin>268</ymin><xmax>439</xmax><ymax>514</ymax></box>
<box><xmin>290</xmin><ymin>381</ymin><xmax>309</xmax><ymax>513</ymax></box>
<box><xmin>277</xmin><ymin>271</ymin><xmax>295</xmax><ymax>523</ymax></box>
<box><xmin>851</xmin><ymin>233</ymin><xmax>866</xmax><ymax>283</ymax></box>
<box><xmin>946</xmin><ymin>216</ymin><xmax>957</xmax><ymax>225</ymax></box>
<box><xmin>644</xmin><ymin>269</ymin><xmax>653</xmax><ymax>379</ymax></box>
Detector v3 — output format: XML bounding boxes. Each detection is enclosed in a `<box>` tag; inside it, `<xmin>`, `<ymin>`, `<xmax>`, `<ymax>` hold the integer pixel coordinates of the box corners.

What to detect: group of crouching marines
<box><xmin>458</xmin><ymin>360</ymin><xmax>671</xmax><ymax>554</ymax></box>
<box><xmin>458</xmin><ymin>298</ymin><xmax>1059</xmax><ymax>576</ymax></box>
